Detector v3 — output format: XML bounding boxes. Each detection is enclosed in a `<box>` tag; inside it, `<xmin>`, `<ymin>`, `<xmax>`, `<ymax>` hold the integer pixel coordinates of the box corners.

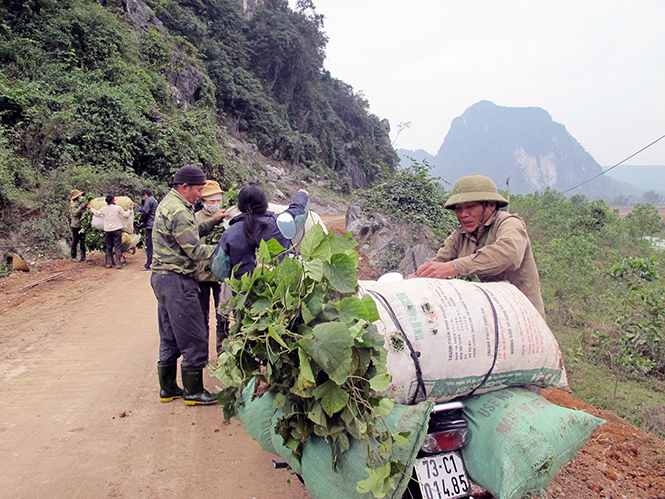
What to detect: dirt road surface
<box><xmin>1</xmin><ymin>213</ymin><xmax>664</xmax><ymax>498</ymax></box>
<box><xmin>0</xmin><ymin>253</ymin><xmax>309</xmax><ymax>499</ymax></box>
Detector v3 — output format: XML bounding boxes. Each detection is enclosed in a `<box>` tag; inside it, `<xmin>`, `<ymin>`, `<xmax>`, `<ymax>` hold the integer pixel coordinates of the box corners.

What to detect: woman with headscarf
<box><xmin>89</xmin><ymin>194</ymin><xmax>133</xmax><ymax>269</ymax></box>
<box><xmin>211</xmin><ymin>185</ymin><xmax>309</xmax><ymax>281</ymax></box>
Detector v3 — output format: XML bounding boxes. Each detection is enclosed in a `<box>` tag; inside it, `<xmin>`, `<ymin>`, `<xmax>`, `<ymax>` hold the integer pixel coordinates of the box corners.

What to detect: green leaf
<box><xmin>304</xmin><ymin>287</ymin><xmax>325</xmax><ymax>316</ymax></box>
<box><xmin>338</xmin><ymin>295</ymin><xmax>370</xmax><ymax>324</ymax></box>
<box><xmin>298</xmin><ymin>347</ymin><xmax>315</xmax><ymax>382</ymax></box>
<box><xmin>304</xmin><ymin>259</ymin><xmax>324</xmax><ymax>281</ymax></box>
<box><xmin>356</xmin><ymin>463</ymin><xmax>392</xmax><ymax>498</ymax></box>
<box><xmin>257</xmin><ymin>239</ymin><xmax>271</xmax><ymax>264</ymax></box>
<box><xmin>250</xmin><ymin>297</ymin><xmax>272</xmax><ymax>316</ymax></box>
<box><xmin>268</xmin><ymin>324</ymin><xmax>289</xmax><ymax>349</ymax></box>
<box><xmin>374</xmin><ymin>397</ymin><xmax>394</xmax><ymax>417</ymax></box>
<box><xmin>311</xmin><ymin>237</ymin><xmax>332</xmax><ymax>262</ymax></box>
<box><xmin>336</xmin><ymin>432</ymin><xmax>350</xmax><ymax>454</ymax></box>
<box><xmin>301</xmin><ymin>302</ymin><xmax>315</xmax><ymax>324</ymax></box>
<box><xmin>393</xmin><ymin>431</ymin><xmax>411</xmax><ymax>446</ymax></box>
<box><xmin>300</xmin><ymin>223</ymin><xmax>326</xmax><ymax>260</ymax></box>
<box><xmin>273</xmin><ymin>392</ymin><xmax>287</xmax><ymax>409</ymax></box>
<box><xmin>324</xmin><ymin>253</ymin><xmax>357</xmax><ymax>294</ymax></box>
<box><xmin>307</xmin><ymin>401</ymin><xmax>327</xmax><ymax>426</ymax></box>
<box><xmin>277</xmin><ymin>255</ymin><xmax>303</xmax><ymax>290</ymax></box>
<box><xmin>378</xmin><ymin>437</ymin><xmax>393</xmax><ymax>459</ymax></box>
<box><xmin>265</xmin><ymin>238</ymin><xmax>286</xmax><ymax>257</ymax></box>
<box><xmin>217</xmin><ymin>386</ymin><xmax>238</xmax><ymax>422</ymax></box>
<box><xmin>299</xmin><ymin>323</ymin><xmax>354</xmax><ymax>385</ymax></box>
<box><xmin>361</xmin><ymin>294</ymin><xmax>380</xmax><ymax>322</ymax></box>
<box><xmin>341</xmin><ymin>406</ymin><xmax>355</xmax><ymax>426</ymax></box>
<box><xmin>329</xmin><ymin>233</ymin><xmax>358</xmax><ymax>253</ymax></box>
<box><xmin>349</xmin><ymin>319</ymin><xmax>366</xmax><ymax>339</ymax></box>
<box><xmin>321</xmin><ymin>303</ymin><xmax>340</xmax><ymax>321</ymax></box>
<box><xmin>369</xmin><ymin>373</ymin><xmax>392</xmax><ymax>392</ymax></box>
<box><xmin>312</xmin><ymin>380</ymin><xmax>350</xmax><ymax>416</ymax></box>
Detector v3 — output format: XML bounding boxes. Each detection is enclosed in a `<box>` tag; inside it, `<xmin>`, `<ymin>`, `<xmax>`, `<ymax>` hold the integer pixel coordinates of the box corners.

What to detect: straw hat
<box><xmin>70</xmin><ymin>189</ymin><xmax>83</xmax><ymax>201</ymax></box>
<box><xmin>12</xmin><ymin>253</ymin><xmax>30</xmax><ymax>272</ymax></box>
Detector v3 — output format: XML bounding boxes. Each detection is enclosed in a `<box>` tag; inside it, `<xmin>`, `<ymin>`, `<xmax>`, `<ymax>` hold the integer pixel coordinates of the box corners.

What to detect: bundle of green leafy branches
<box><xmin>211</xmin><ymin>225</ymin><xmax>409</xmax><ymax>497</ymax></box>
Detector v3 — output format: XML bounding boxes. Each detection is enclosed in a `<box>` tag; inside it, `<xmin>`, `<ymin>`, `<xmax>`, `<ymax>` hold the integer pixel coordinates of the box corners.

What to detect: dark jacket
<box><xmin>211</xmin><ymin>191</ymin><xmax>309</xmax><ymax>281</ymax></box>
<box><xmin>139</xmin><ymin>195</ymin><xmax>158</xmax><ymax>229</ymax></box>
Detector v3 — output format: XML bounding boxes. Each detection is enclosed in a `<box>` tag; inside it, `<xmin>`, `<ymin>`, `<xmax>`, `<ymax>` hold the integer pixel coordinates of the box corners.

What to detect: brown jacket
<box><xmin>432</xmin><ymin>210</ymin><xmax>546</xmax><ymax>318</ymax></box>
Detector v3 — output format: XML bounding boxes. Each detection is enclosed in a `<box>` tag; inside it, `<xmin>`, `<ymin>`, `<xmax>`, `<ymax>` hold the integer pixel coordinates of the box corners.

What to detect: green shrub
<box><xmin>356</xmin><ymin>160</ymin><xmax>456</xmax><ymax>249</ymax></box>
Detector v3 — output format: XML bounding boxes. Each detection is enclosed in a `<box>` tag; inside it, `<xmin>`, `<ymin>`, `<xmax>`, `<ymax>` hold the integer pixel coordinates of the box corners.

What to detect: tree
<box><xmin>625</xmin><ymin>203</ymin><xmax>663</xmax><ymax>237</ymax></box>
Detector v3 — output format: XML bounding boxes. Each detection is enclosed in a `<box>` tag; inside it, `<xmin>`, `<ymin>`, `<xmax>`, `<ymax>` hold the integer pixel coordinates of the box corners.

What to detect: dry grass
<box><xmin>641</xmin><ymin>405</ymin><xmax>665</xmax><ymax>439</ymax></box>
<box><xmin>611</xmin><ymin>206</ymin><xmax>665</xmax><ymax>218</ymax></box>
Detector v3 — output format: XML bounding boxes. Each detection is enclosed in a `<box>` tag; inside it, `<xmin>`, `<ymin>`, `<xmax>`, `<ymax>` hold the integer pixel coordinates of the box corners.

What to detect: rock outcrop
<box><xmin>346</xmin><ymin>204</ymin><xmax>436</xmax><ymax>273</ymax></box>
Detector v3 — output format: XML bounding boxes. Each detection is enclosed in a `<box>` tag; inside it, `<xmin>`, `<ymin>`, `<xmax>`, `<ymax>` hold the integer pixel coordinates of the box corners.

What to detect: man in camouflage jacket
<box><xmin>150</xmin><ymin>165</ymin><xmax>227</xmax><ymax>405</ymax></box>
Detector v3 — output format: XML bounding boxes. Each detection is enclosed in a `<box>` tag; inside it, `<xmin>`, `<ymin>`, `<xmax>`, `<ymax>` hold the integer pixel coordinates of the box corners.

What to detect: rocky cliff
<box><xmin>401</xmin><ymin>101</ymin><xmax>621</xmax><ymax>198</ymax></box>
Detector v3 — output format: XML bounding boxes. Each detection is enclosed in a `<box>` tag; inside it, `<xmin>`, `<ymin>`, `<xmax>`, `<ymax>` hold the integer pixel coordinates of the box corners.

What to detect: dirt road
<box><xmin>0</xmin><ymin>253</ymin><xmax>309</xmax><ymax>499</ymax></box>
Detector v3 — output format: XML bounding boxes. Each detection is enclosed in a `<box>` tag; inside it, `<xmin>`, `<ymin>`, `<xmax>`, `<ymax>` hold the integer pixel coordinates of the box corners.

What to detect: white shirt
<box><xmin>91</xmin><ymin>204</ymin><xmax>132</xmax><ymax>232</ymax></box>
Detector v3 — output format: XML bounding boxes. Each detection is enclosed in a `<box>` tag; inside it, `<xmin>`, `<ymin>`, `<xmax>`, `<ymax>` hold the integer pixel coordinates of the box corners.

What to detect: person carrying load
<box><xmin>414</xmin><ymin>174</ymin><xmax>546</xmax><ymax>318</ymax></box>
<box><xmin>89</xmin><ymin>194</ymin><xmax>133</xmax><ymax>269</ymax></box>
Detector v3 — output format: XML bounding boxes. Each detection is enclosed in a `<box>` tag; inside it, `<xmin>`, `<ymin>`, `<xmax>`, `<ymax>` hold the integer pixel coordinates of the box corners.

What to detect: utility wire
<box><xmin>562</xmin><ymin>133</ymin><xmax>665</xmax><ymax>194</ymax></box>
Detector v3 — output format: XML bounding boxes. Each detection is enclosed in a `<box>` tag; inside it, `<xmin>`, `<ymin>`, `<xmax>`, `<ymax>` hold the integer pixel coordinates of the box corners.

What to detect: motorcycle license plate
<box><xmin>414</xmin><ymin>451</ymin><xmax>470</xmax><ymax>499</ymax></box>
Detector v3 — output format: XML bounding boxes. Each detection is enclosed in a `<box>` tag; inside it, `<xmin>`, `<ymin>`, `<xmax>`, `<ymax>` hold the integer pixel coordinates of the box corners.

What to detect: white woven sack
<box><xmin>358</xmin><ymin>278</ymin><xmax>568</xmax><ymax>404</ymax></box>
<box><xmin>89</xmin><ymin>196</ymin><xmax>135</xmax><ymax>234</ymax></box>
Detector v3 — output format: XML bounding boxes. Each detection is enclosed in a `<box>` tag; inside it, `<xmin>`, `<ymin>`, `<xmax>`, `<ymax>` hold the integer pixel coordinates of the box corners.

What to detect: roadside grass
<box><xmin>554</xmin><ymin>325</ymin><xmax>665</xmax><ymax>439</ymax></box>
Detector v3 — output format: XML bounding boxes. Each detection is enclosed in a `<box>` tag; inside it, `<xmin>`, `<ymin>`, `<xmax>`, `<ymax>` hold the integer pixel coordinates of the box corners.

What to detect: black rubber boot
<box><xmin>181</xmin><ymin>367</ymin><xmax>218</xmax><ymax>406</ymax></box>
<box><xmin>157</xmin><ymin>362</ymin><xmax>183</xmax><ymax>403</ymax></box>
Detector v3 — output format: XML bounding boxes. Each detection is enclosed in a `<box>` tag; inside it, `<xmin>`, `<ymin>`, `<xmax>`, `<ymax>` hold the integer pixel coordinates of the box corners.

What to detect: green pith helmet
<box><xmin>444</xmin><ymin>174</ymin><xmax>509</xmax><ymax>210</ymax></box>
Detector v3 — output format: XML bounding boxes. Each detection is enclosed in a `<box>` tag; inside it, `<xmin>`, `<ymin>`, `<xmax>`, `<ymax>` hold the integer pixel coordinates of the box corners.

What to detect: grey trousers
<box><xmin>150</xmin><ymin>272</ymin><xmax>209</xmax><ymax>368</ymax></box>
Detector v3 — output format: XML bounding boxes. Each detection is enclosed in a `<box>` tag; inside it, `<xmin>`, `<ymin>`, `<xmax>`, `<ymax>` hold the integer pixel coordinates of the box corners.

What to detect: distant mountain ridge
<box><xmin>398</xmin><ymin>100</ymin><xmax>627</xmax><ymax>199</ymax></box>
<box><xmin>605</xmin><ymin>166</ymin><xmax>665</xmax><ymax>195</ymax></box>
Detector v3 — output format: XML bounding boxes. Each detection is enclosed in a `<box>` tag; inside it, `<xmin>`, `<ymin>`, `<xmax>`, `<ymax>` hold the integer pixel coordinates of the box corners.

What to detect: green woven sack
<box><xmin>300</xmin><ymin>400</ymin><xmax>433</xmax><ymax>499</ymax></box>
<box><xmin>236</xmin><ymin>380</ymin><xmax>303</xmax><ymax>475</ymax></box>
<box><xmin>236</xmin><ymin>380</ymin><xmax>278</xmax><ymax>456</ymax></box>
<box><xmin>461</xmin><ymin>387</ymin><xmax>605</xmax><ymax>499</ymax></box>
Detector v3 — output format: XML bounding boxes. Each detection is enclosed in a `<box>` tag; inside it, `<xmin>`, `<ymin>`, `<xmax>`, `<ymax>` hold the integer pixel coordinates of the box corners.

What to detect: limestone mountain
<box><xmin>401</xmin><ymin>100</ymin><xmax>621</xmax><ymax>198</ymax></box>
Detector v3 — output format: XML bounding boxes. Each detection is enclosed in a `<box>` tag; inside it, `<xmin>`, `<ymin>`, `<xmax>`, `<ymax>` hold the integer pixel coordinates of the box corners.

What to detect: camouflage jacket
<box><xmin>432</xmin><ymin>210</ymin><xmax>546</xmax><ymax>318</ymax></box>
<box><xmin>151</xmin><ymin>189</ymin><xmax>218</xmax><ymax>276</ymax></box>
<box><xmin>194</xmin><ymin>208</ymin><xmax>224</xmax><ymax>282</ymax></box>
<box><xmin>69</xmin><ymin>200</ymin><xmax>87</xmax><ymax>229</ymax></box>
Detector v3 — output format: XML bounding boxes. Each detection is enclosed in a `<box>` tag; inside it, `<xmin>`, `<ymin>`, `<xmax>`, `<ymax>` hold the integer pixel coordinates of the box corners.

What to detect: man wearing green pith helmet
<box><xmin>416</xmin><ymin>174</ymin><xmax>546</xmax><ymax>319</ymax></box>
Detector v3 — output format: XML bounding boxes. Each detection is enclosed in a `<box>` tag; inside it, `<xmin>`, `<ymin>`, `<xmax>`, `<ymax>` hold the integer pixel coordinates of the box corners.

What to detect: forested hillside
<box><xmin>0</xmin><ymin>0</ymin><xmax>397</xmax><ymax>250</ymax></box>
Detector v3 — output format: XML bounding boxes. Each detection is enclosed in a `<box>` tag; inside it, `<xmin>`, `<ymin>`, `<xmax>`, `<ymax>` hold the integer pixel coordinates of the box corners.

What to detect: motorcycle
<box><xmin>273</xmin><ymin>399</ymin><xmax>492</xmax><ymax>498</ymax></box>
<box><xmin>404</xmin><ymin>400</ymin><xmax>492</xmax><ymax>499</ymax></box>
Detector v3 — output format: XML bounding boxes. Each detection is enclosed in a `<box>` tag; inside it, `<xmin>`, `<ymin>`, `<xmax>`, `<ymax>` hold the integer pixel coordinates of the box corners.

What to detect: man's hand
<box><xmin>415</xmin><ymin>261</ymin><xmax>459</xmax><ymax>279</ymax></box>
<box><xmin>212</xmin><ymin>208</ymin><xmax>229</xmax><ymax>223</ymax></box>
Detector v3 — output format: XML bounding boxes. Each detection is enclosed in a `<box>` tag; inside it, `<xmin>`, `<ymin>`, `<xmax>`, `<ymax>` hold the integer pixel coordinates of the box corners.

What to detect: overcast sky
<box><xmin>293</xmin><ymin>0</ymin><xmax>665</xmax><ymax>167</ymax></box>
